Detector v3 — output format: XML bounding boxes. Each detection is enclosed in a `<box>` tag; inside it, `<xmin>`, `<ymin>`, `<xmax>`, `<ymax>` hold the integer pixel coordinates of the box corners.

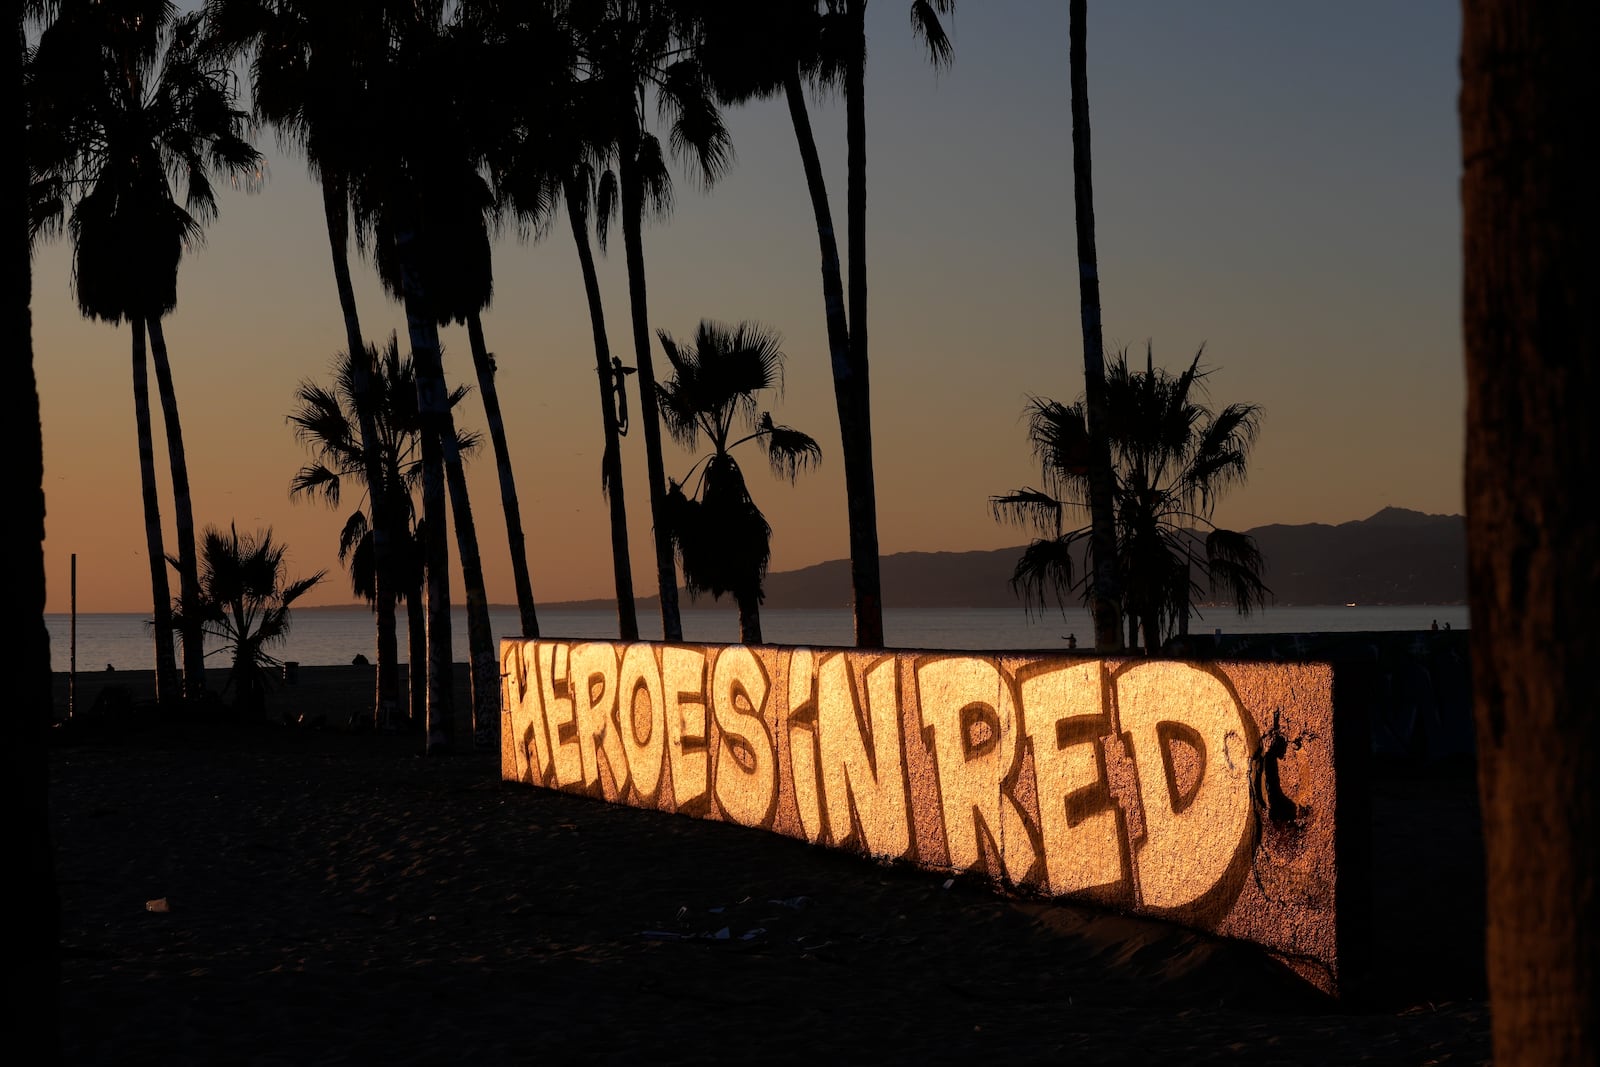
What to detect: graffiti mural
<box><xmin>501</xmin><ymin>640</ymin><xmax>1358</xmax><ymax>994</ymax></box>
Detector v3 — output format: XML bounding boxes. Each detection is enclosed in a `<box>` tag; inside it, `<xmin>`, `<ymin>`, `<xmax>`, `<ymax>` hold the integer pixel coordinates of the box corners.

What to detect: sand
<box><xmin>48</xmin><ymin>666</ymin><xmax>1489</xmax><ymax>1064</ymax></box>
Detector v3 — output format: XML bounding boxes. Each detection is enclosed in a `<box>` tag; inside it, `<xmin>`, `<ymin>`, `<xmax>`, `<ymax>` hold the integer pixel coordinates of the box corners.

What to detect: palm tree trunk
<box><xmin>465</xmin><ymin>310</ymin><xmax>540</xmax><ymax>638</ymax></box>
<box><xmin>392</xmin><ymin>222</ymin><xmax>498</xmax><ymax>749</ymax></box>
<box><xmin>145</xmin><ymin>317</ymin><xmax>206</xmax><ymax>696</ymax></box>
<box><xmin>619</xmin><ymin>143</ymin><xmax>683</xmax><ymax>642</ymax></box>
<box><xmin>131</xmin><ymin>317</ymin><xmax>181</xmax><ymax>702</ymax></box>
<box><xmin>565</xmin><ymin>178</ymin><xmax>638</xmax><ymax>641</ymax></box>
<box><xmin>10</xmin><ymin>12</ymin><xmax>60</xmax><ymax>1049</ymax></box>
<box><xmin>784</xmin><ymin>67</ymin><xmax>883</xmax><ymax>651</ymax></box>
<box><xmin>406</xmin><ymin>583</ymin><xmax>427</xmax><ymax>729</ymax></box>
<box><xmin>320</xmin><ymin>175</ymin><xmax>401</xmax><ymax>731</ymax></box>
<box><xmin>736</xmin><ymin>588</ymin><xmax>762</xmax><ymax>646</ymax></box>
<box><xmin>1462</xmin><ymin>3</ymin><xmax>1599</xmax><ymax>1062</ymax></box>
<box><xmin>1068</xmin><ymin>0</ymin><xmax>1124</xmax><ymax>654</ymax></box>
<box><xmin>842</xmin><ymin>1</ymin><xmax>885</xmax><ymax>648</ymax></box>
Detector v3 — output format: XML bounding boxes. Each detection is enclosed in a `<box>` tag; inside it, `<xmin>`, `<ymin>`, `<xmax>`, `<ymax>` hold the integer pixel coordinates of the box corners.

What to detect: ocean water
<box><xmin>46</xmin><ymin>602</ymin><xmax>1471</xmax><ymax>672</ymax></box>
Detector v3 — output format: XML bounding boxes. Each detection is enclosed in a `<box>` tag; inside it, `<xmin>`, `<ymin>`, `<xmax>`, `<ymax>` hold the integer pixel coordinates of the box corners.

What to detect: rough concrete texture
<box><xmin>501</xmin><ymin>640</ymin><xmax>1360</xmax><ymax>994</ymax></box>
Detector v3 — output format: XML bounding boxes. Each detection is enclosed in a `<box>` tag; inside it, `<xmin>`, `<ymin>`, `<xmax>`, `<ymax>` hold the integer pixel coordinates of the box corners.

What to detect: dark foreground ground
<box><xmin>49</xmin><ymin>667</ymin><xmax>1489</xmax><ymax>1064</ymax></box>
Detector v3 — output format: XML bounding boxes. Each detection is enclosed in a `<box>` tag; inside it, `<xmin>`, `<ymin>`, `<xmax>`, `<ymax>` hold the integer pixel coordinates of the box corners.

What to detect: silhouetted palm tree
<box><xmin>288</xmin><ymin>336</ymin><xmax>479</xmax><ymax>728</ymax></box>
<box><xmin>13</xmin><ymin>1</ymin><xmax>61</xmax><ymax>1051</ymax></box>
<box><xmin>174</xmin><ymin>524</ymin><xmax>324</xmax><ymax>717</ymax></box>
<box><xmin>365</xmin><ymin>22</ymin><xmax>545</xmax><ymax>645</ymax></box>
<box><xmin>350</xmin><ymin>6</ymin><xmax>503</xmax><ymax>751</ymax></box>
<box><xmin>656</xmin><ymin>320</ymin><xmax>821</xmax><ymax>643</ymax></box>
<box><xmin>686</xmin><ymin>0</ymin><xmax>953</xmax><ymax>648</ymax></box>
<box><xmin>483</xmin><ymin>2</ymin><xmax>640</xmax><ymax>640</ymax></box>
<box><xmin>573</xmin><ymin>0</ymin><xmax>731</xmax><ymax>642</ymax></box>
<box><xmin>993</xmin><ymin>345</ymin><xmax>1268</xmax><ymax>652</ymax></box>
<box><xmin>29</xmin><ymin>1</ymin><xmax>260</xmax><ymax>701</ymax></box>
<box><xmin>1068</xmin><ymin>0</ymin><xmax>1123</xmax><ymax>652</ymax></box>
<box><xmin>204</xmin><ymin>0</ymin><xmax>407</xmax><ymax>729</ymax></box>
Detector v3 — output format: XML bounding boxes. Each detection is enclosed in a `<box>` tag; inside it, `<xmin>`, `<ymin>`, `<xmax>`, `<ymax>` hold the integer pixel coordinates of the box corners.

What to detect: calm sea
<box><xmin>45</xmin><ymin>603</ymin><xmax>1471</xmax><ymax>672</ymax></box>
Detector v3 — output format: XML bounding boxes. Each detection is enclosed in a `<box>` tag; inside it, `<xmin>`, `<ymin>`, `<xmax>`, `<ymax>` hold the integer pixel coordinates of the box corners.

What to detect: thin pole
<box><xmin>70</xmin><ymin>552</ymin><xmax>77</xmax><ymax>718</ymax></box>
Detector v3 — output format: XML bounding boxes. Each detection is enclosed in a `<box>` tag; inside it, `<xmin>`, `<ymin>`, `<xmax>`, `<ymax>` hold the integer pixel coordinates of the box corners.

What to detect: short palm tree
<box><xmin>288</xmin><ymin>335</ymin><xmax>479</xmax><ymax>728</ymax></box>
<box><xmin>175</xmin><ymin>524</ymin><xmax>325</xmax><ymax>717</ymax></box>
<box><xmin>29</xmin><ymin>1</ymin><xmax>261</xmax><ymax>702</ymax></box>
<box><xmin>992</xmin><ymin>345</ymin><xmax>1269</xmax><ymax>652</ymax></box>
<box><xmin>656</xmin><ymin>320</ymin><xmax>821</xmax><ymax>644</ymax></box>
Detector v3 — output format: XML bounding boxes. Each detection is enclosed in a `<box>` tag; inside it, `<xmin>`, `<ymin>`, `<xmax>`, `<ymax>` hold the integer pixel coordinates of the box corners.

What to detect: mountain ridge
<box><xmin>536</xmin><ymin>507</ymin><xmax>1466</xmax><ymax>611</ymax></box>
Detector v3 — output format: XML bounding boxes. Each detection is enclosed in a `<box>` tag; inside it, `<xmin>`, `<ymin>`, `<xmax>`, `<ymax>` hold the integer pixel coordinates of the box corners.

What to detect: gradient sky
<box><xmin>33</xmin><ymin>0</ymin><xmax>1464</xmax><ymax>614</ymax></box>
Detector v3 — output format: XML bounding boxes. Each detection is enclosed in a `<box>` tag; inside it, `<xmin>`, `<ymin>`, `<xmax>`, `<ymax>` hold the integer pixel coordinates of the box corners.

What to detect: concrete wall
<box><xmin>500</xmin><ymin>640</ymin><xmax>1365</xmax><ymax>994</ymax></box>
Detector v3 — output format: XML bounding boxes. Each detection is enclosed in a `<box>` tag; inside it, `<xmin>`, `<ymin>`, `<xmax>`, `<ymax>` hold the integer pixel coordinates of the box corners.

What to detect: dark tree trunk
<box><xmin>842</xmin><ymin>1</ymin><xmax>885</xmax><ymax>648</ymax></box>
<box><xmin>784</xmin><ymin>66</ymin><xmax>882</xmax><ymax>650</ymax></box>
<box><xmin>1069</xmin><ymin>0</ymin><xmax>1124</xmax><ymax>653</ymax></box>
<box><xmin>145</xmin><ymin>316</ymin><xmax>207</xmax><ymax>697</ymax></box>
<box><xmin>406</xmin><ymin>582</ymin><xmax>426</xmax><ymax>730</ymax></box>
<box><xmin>131</xmin><ymin>317</ymin><xmax>181</xmax><ymax>701</ymax></box>
<box><xmin>619</xmin><ymin>141</ymin><xmax>683</xmax><ymax>642</ymax></box>
<box><xmin>10</xmin><ymin>9</ymin><xmax>60</xmax><ymax>1051</ymax></box>
<box><xmin>1461</xmin><ymin>2</ymin><xmax>1600</xmax><ymax>1062</ymax></box>
<box><xmin>736</xmin><ymin>586</ymin><xmax>763</xmax><ymax>646</ymax></box>
<box><xmin>392</xmin><ymin>221</ymin><xmax>498</xmax><ymax>750</ymax></box>
<box><xmin>565</xmin><ymin>179</ymin><xmax>638</xmax><ymax>641</ymax></box>
<box><xmin>466</xmin><ymin>310</ymin><xmax>540</xmax><ymax>639</ymax></box>
<box><xmin>320</xmin><ymin>175</ymin><xmax>401</xmax><ymax>731</ymax></box>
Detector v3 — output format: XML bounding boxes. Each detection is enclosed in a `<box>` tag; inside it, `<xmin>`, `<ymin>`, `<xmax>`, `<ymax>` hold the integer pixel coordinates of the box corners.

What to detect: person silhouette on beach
<box><xmin>1067</xmin><ymin>633</ymin><xmax>1078</xmax><ymax>649</ymax></box>
<box><xmin>1431</xmin><ymin>619</ymin><xmax>1439</xmax><ymax>632</ymax></box>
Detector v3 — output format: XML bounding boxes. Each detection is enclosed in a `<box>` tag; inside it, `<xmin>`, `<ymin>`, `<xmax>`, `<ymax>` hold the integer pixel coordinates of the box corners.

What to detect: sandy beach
<box><xmin>48</xmin><ymin>666</ymin><xmax>1489</xmax><ymax>1063</ymax></box>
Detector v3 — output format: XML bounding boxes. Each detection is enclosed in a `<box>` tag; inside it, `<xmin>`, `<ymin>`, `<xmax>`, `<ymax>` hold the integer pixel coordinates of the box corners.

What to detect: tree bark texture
<box><xmin>566</xmin><ymin>182</ymin><xmax>638</xmax><ymax>641</ymax></box>
<box><xmin>1069</xmin><ymin>0</ymin><xmax>1124</xmax><ymax>653</ymax></box>
<box><xmin>1461</xmin><ymin>2</ymin><xmax>1600</xmax><ymax>1063</ymax></box>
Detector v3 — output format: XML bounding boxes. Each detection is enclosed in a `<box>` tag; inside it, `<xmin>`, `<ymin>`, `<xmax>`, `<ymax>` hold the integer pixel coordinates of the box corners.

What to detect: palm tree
<box><xmin>1462</xmin><ymin>3</ymin><xmax>1600</xmax><ymax>1061</ymax></box>
<box><xmin>993</xmin><ymin>345</ymin><xmax>1268</xmax><ymax>653</ymax></box>
<box><xmin>13</xmin><ymin>2</ymin><xmax>61</xmax><ymax>1052</ymax></box>
<box><xmin>175</xmin><ymin>524</ymin><xmax>324</xmax><ymax>717</ymax></box>
<box><xmin>29</xmin><ymin>0</ymin><xmax>260</xmax><ymax>701</ymax></box>
<box><xmin>203</xmin><ymin>0</ymin><xmax>407</xmax><ymax>732</ymax></box>
<box><xmin>288</xmin><ymin>335</ymin><xmax>480</xmax><ymax>728</ymax></box>
<box><xmin>686</xmin><ymin>0</ymin><xmax>953</xmax><ymax>648</ymax></box>
<box><xmin>352</xmin><ymin>7</ymin><xmax>505</xmax><ymax>751</ymax></box>
<box><xmin>1067</xmin><ymin>0</ymin><xmax>1123</xmax><ymax>652</ymax></box>
<box><xmin>482</xmin><ymin>3</ymin><xmax>640</xmax><ymax>641</ymax></box>
<box><xmin>573</xmin><ymin>0</ymin><xmax>732</xmax><ymax>642</ymax></box>
<box><xmin>656</xmin><ymin>320</ymin><xmax>821</xmax><ymax>643</ymax></box>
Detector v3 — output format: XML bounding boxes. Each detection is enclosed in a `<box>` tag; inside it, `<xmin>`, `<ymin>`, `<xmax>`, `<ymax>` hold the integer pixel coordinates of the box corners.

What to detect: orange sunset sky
<box><xmin>32</xmin><ymin>1</ymin><xmax>1463</xmax><ymax>614</ymax></box>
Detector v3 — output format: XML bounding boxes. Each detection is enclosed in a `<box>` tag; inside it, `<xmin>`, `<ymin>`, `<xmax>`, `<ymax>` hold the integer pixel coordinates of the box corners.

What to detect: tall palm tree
<box><xmin>29</xmin><ymin>0</ymin><xmax>260</xmax><ymax>701</ymax></box>
<box><xmin>176</xmin><ymin>524</ymin><xmax>325</xmax><ymax>717</ymax></box>
<box><xmin>686</xmin><ymin>0</ymin><xmax>953</xmax><ymax>649</ymax></box>
<box><xmin>365</xmin><ymin>41</ymin><xmax>545</xmax><ymax>647</ymax></box>
<box><xmin>353</xmin><ymin>5</ymin><xmax>503</xmax><ymax>751</ymax></box>
<box><xmin>573</xmin><ymin>0</ymin><xmax>731</xmax><ymax>642</ymax></box>
<box><xmin>203</xmin><ymin>0</ymin><xmax>407</xmax><ymax>731</ymax></box>
<box><xmin>288</xmin><ymin>336</ymin><xmax>479</xmax><ymax>728</ymax></box>
<box><xmin>993</xmin><ymin>346</ymin><xmax>1268</xmax><ymax>652</ymax></box>
<box><xmin>13</xmin><ymin>2</ymin><xmax>60</xmax><ymax>1052</ymax></box>
<box><xmin>656</xmin><ymin>320</ymin><xmax>821</xmax><ymax>643</ymax></box>
<box><xmin>1462</xmin><ymin>3</ymin><xmax>1600</xmax><ymax>1062</ymax></box>
<box><xmin>482</xmin><ymin>1</ymin><xmax>640</xmax><ymax>641</ymax></box>
<box><xmin>1067</xmin><ymin>0</ymin><xmax>1123</xmax><ymax>652</ymax></box>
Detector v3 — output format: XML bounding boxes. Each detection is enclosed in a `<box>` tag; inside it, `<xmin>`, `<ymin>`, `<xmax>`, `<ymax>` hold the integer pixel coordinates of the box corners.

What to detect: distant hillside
<box><xmin>548</xmin><ymin>507</ymin><xmax>1466</xmax><ymax>611</ymax></box>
